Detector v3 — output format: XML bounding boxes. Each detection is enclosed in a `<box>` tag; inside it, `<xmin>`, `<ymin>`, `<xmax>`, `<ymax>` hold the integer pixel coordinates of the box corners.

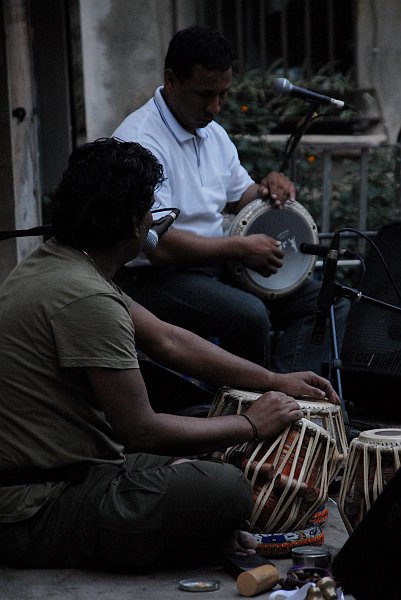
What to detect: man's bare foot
<box><xmin>225</xmin><ymin>530</ymin><xmax>258</xmax><ymax>556</ymax></box>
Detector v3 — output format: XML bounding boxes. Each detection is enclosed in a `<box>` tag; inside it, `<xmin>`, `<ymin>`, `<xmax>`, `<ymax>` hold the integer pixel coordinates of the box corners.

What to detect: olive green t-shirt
<box><xmin>0</xmin><ymin>238</ymin><xmax>139</xmax><ymax>522</ymax></box>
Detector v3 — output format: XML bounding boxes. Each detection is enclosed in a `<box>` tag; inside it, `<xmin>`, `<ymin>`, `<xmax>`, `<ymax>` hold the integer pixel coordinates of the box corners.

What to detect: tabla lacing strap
<box><xmin>240</xmin><ymin>413</ymin><xmax>259</xmax><ymax>442</ymax></box>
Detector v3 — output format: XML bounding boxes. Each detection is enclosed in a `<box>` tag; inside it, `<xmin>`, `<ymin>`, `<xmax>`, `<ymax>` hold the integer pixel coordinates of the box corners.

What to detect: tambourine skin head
<box><xmin>225</xmin><ymin>199</ymin><xmax>319</xmax><ymax>300</ymax></box>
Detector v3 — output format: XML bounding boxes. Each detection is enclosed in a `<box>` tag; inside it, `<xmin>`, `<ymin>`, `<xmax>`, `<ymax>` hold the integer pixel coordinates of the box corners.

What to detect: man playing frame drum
<box><xmin>112</xmin><ymin>25</ymin><xmax>350</xmax><ymax>376</ymax></box>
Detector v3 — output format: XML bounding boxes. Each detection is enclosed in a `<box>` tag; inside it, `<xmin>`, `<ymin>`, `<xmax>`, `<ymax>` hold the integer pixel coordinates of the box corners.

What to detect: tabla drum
<box><xmin>338</xmin><ymin>428</ymin><xmax>401</xmax><ymax>534</ymax></box>
<box><xmin>207</xmin><ymin>386</ymin><xmax>261</xmax><ymax>417</ymax></box>
<box><xmin>209</xmin><ymin>387</ymin><xmax>346</xmax><ymax>481</ymax></box>
<box><xmin>296</xmin><ymin>397</ymin><xmax>348</xmax><ymax>481</ymax></box>
<box><xmin>224</xmin><ymin>199</ymin><xmax>319</xmax><ymax>300</ymax></box>
<box><xmin>208</xmin><ymin>387</ymin><xmax>337</xmax><ymax>533</ymax></box>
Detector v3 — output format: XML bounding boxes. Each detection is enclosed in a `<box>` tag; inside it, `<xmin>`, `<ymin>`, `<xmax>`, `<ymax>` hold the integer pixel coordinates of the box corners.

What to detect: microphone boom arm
<box><xmin>332</xmin><ymin>283</ymin><xmax>401</xmax><ymax>315</ymax></box>
<box><xmin>280</xmin><ymin>103</ymin><xmax>321</xmax><ymax>173</ymax></box>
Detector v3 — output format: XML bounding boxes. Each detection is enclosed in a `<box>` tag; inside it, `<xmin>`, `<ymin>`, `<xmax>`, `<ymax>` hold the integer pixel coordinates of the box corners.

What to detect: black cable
<box><xmin>336</xmin><ymin>227</ymin><xmax>401</xmax><ymax>304</ymax></box>
<box><xmin>0</xmin><ymin>225</ymin><xmax>54</xmax><ymax>241</ymax></box>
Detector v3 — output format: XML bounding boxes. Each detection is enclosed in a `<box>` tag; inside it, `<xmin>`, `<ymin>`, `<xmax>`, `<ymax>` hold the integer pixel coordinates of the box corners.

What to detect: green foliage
<box><xmin>293</xmin><ymin>146</ymin><xmax>398</xmax><ymax>233</ymax></box>
<box><xmin>218</xmin><ymin>65</ymin><xmax>398</xmax><ymax>235</ymax></box>
<box><xmin>216</xmin><ymin>63</ymin><xmax>356</xmax><ymax>136</ymax></box>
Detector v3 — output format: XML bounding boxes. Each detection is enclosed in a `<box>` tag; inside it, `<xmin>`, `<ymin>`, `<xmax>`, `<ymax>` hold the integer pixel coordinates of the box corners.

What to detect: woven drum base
<box><xmin>254</xmin><ymin>524</ymin><xmax>324</xmax><ymax>558</ymax></box>
<box><xmin>309</xmin><ymin>505</ymin><xmax>329</xmax><ymax>526</ymax></box>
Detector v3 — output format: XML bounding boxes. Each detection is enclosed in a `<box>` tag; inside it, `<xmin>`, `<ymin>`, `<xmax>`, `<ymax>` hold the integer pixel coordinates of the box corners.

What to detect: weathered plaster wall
<box><xmin>80</xmin><ymin>0</ymin><xmax>198</xmax><ymax>141</ymax></box>
<box><xmin>0</xmin><ymin>0</ymin><xmax>42</xmax><ymax>284</ymax></box>
<box><xmin>356</xmin><ymin>0</ymin><xmax>401</xmax><ymax>143</ymax></box>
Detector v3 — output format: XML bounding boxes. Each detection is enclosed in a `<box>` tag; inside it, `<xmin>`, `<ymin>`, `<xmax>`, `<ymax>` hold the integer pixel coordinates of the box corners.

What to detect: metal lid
<box><xmin>292</xmin><ymin>545</ymin><xmax>331</xmax><ymax>559</ymax></box>
<box><xmin>178</xmin><ymin>579</ymin><xmax>220</xmax><ymax>592</ymax></box>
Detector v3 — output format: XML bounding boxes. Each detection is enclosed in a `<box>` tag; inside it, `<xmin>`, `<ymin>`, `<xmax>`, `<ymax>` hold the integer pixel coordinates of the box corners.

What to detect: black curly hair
<box><xmin>165</xmin><ymin>25</ymin><xmax>235</xmax><ymax>82</ymax></box>
<box><xmin>53</xmin><ymin>137</ymin><xmax>164</xmax><ymax>248</ymax></box>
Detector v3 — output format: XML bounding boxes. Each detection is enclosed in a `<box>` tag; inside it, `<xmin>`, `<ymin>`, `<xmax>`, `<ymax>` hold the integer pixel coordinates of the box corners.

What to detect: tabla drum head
<box><xmin>226</xmin><ymin>199</ymin><xmax>319</xmax><ymax>300</ymax></box>
<box><xmin>358</xmin><ymin>428</ymin><xmax>401</xmax><ymax>445</ymax></box>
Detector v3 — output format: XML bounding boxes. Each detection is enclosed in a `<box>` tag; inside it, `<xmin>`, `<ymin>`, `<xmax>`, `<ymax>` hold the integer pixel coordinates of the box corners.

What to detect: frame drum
<box><xmin>338</xmin><ymin>428</ymin><xmax>401</xmax><ymax>534</ymax></box>
<box><xmin>225</xmin><ymin>199</ymin><xmax>319</xmax><ymax>299</ymax></box>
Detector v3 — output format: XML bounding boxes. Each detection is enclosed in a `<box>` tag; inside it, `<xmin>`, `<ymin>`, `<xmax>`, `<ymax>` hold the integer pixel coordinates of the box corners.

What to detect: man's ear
<box><xmin>131</xmin><ymin>216</ymin><xmax>141</xmax><ymax>239</ymax></box>
<box><xmin>164</xmin><ymin>68</ymin><xmax>175</xmax><ymax>91</ymax></box>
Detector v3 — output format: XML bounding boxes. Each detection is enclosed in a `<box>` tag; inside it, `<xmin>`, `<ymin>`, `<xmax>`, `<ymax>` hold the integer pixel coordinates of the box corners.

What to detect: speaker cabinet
<box><xmin>341</xmin><ymin>223</ymin><xmax>401</xmax><ymax>417</ymax></box>
<box><xmin>333</xmin><ymin>466</ymin><xmax>401</xmax><ymax>599</ymax></box>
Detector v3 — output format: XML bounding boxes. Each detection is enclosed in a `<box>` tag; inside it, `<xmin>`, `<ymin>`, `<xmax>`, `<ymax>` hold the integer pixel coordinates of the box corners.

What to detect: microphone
<box><xmin>142</xmin><ymin>208</ymin><xmax>180</xmax><ymax>253</ymax></box>
<box><xmin>300</xmin><ymin>242</ymin><xmax>355</xmax><ymax>259</ymax></box>
<box><xmin>311</xmin><ymin>232</ymin><xmax>340</xmax><ymax>346</ymax></box>
<box><xmin>272</xmin><ymin>77</ymin><xmax>350</xmax><ymax>110</ymax></box>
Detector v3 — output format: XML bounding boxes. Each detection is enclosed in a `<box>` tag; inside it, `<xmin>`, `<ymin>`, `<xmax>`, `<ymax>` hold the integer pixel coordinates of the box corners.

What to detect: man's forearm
<box><xmin>231</xmin><ymin>183</ymin><xmax>260</xmax><ymax>214</ymax></box>
<box><xmin>149</xmin><ymin>228</ymin><xmax>250</xmax><ymax>266</ymax></box>
<box><xmin>151</xmin><ymin>324</ymin><xmax>276</xmax><ymax>391</ymax></box>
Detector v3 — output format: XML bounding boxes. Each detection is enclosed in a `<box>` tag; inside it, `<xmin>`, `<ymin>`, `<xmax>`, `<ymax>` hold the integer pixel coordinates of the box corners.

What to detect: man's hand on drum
<box><xmin>246</xmin><ymin>391</ymin><xmax>303</xmax><ymax>440</ymax></box>
<box><xmin>269</xmin><ymin>371</ymin><xmax>340</xmax><ymax>405</ymax></box>
<box><xmin>240</xmin><ymin>234</ymin><xmax>284</xmax><ymax>277</ymax></box>
<box><xmin>257</xmin><ymin>171</ymin><xmax>296</xmax><ymax>208</ymax></box>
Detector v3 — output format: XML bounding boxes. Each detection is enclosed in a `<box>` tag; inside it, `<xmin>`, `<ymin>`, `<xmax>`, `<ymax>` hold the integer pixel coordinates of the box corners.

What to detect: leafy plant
<box><xmin>217</xmin><ymin>62</ymin><xmax>357</xmax><ymax>136</ymax></box>
<box><xmin>218</xmin><ymin>64</ymin><xmax>397</xmax><ymax>231</ymax></box>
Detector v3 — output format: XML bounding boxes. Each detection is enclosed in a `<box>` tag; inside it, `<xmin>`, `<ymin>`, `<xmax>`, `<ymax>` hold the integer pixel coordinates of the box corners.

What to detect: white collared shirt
<box><xmin>112</xmin><ymin>87</ymin><xmax>253</xmax><ymax>241</ymax></box>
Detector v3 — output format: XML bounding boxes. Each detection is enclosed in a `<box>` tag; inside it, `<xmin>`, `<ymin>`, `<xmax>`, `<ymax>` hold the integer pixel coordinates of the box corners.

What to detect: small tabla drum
<box><xmin>209</xmin><ymin>387</ymin><xmax>346</xmax><ymax>481</ymax></box>
<box><xmin>338</xmin><ymin>428</ymin><xmax>401</xmax><ymax>534</ymax></box>
<box><xmin>208</xmin><ymin>387</ymin><xmax>337</xmax><ymax>533</ymax></box>
<box><xmin>224</xmin><ymin>199</ymin><xmax>319</xmax><ymax>300</ymax></box>
<box><xmin>296</xmin><ymin>397</ymin><xmax>348</xmax><ymax>481</ymax></box>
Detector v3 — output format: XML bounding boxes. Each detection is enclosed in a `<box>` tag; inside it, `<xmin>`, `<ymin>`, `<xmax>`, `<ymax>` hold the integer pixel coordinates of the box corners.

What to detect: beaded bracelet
<box><xmin>240</xmin><ymin>413</ymin><xmax>259</xmax><ymax>442</ymax></box>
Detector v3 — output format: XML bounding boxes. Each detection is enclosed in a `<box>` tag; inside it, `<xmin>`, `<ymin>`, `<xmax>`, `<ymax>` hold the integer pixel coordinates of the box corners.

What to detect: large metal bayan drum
<box><xmin>225</xmin><ymin>199</ymin><xmax>319</xmax><ymax>300</ymax></box>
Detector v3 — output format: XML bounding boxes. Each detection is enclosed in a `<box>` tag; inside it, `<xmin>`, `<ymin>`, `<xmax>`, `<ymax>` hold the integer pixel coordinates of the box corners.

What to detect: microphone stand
<box><xmin>278</xmin><ymin>105</ymin><xmax>348</xmax><ymax>425</ymax></box>
<box><xmin>332</xmin><ymin>283</ymin><xmax>401</xmax><ymax>315</ymax></box>
<box><xmin>280</xmin><ymin>102</ymin><xmax>320</xmax><ymax>172</ymax></box>
<box><xmin>313</xmin><ymin>239</ymin><xmax>350</xmax><ymax>425</ymax></box>
<box><xmin>279</xmin><ymin>105</ymin><xmax>349</xmax><ymax>422</ymax></box>
<box><xmin>328</xmin><ymin>302</ymin><xmax>348</xmax><ymax>423</ymax></box>
<box><xmin>278</xmin><ymin>104</ymin><xmax>348</xmax><ymax>404</ymax></box>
